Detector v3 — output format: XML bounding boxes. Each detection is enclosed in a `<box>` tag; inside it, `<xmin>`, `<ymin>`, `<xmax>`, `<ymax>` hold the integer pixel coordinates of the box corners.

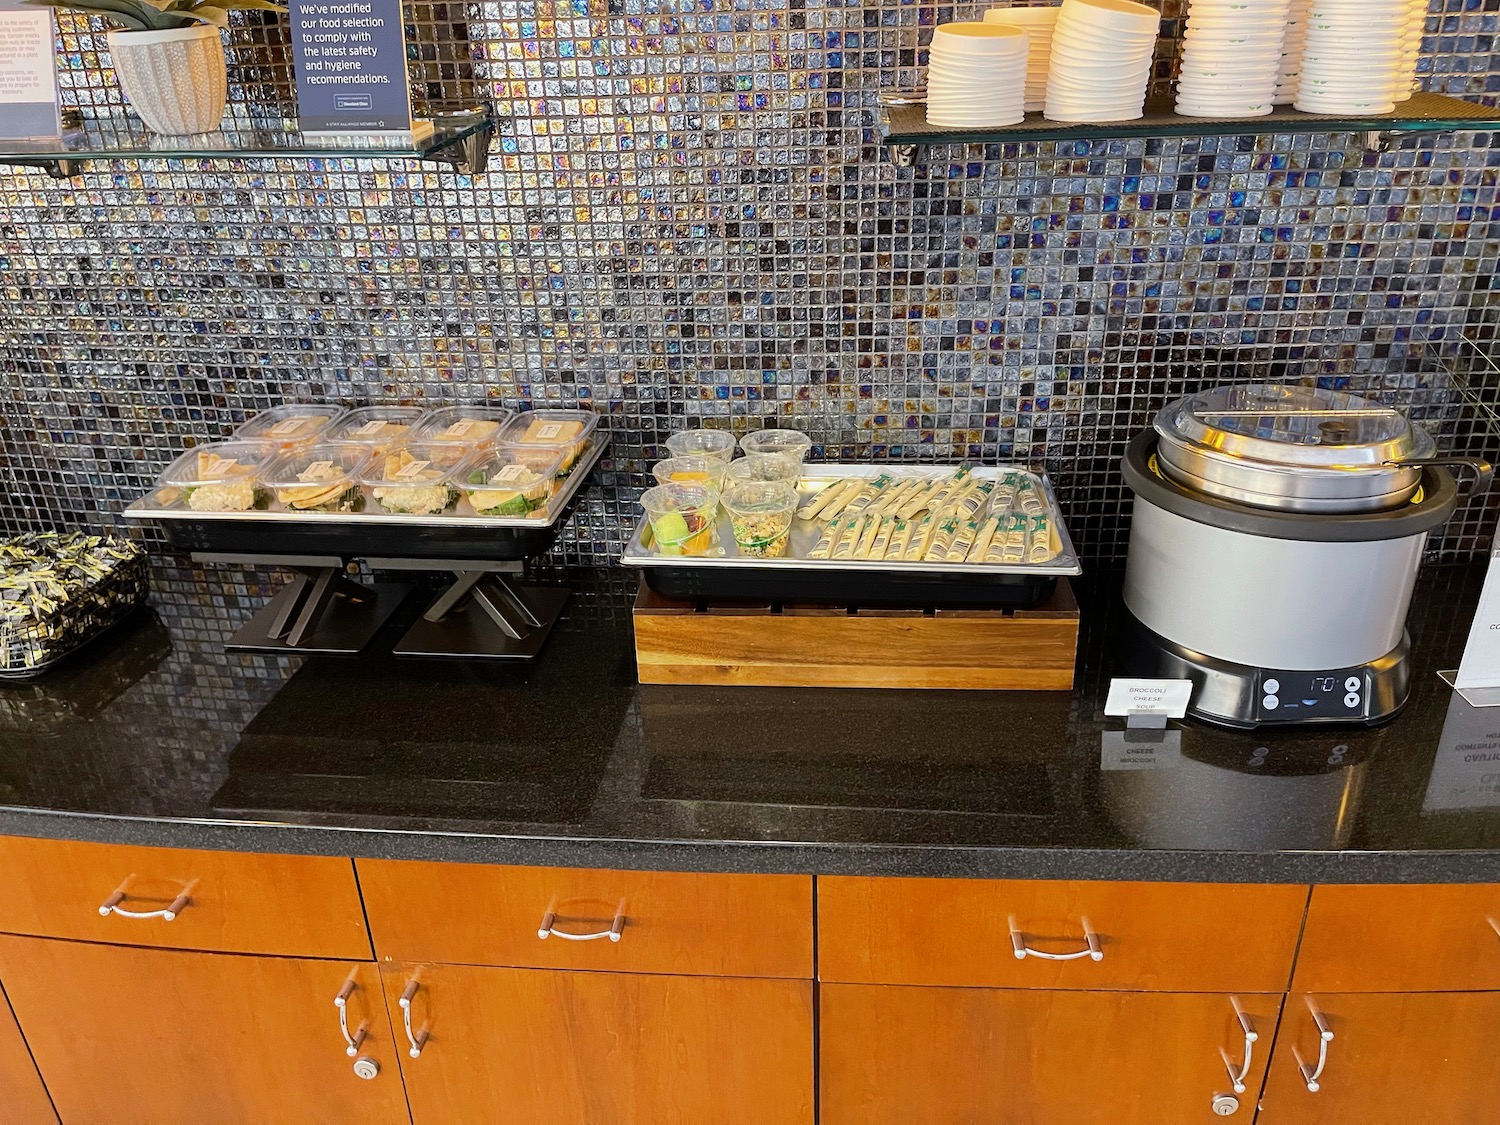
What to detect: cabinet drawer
<box><xmin>1293</xmin><ymin>884</ymin><xmax>1500</xmax><ymax>992</ymax></box>
<box><xmin>0</xmin><ymin>837</ymin><xmax>370</xmax><ymax>959</ymax></box>
<box><xmin>819</xmin><ymin>876</ymin><xmax>1306</xmax><ymax>992</ymax></box>
<box><xmin>358</xmin><ymin>860</ymin><xmax>813</xmax><ymax>978</ymax></box>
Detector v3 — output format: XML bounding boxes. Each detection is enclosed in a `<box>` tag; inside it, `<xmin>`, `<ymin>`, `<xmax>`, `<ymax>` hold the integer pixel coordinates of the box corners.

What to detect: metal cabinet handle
<box><xmin>1222</xmin><ymin>998</ymin><xmax>1258</xmax><ymax>1094</ymax></box>
<box><xmin>334</xmin><ymin>980</ymin><xmax>367</xmax><ymax>1058</ymax></box>
<box><xmin>398</xmin><ymin>980</ymin><xmax>429</xmax><ymax>1059</ymax></box>
<box><xmin>1008</xmin><ymin>915</ymin><xmax>1103</xmax><ymax>961</ymax></box>
<box><xmin>1293</xmin><ymin>998</ymin><xmax>1335</xmax><ymax>1093</ymax></box>
<box><xmin>538</xmin><ymin>901</ymin><xmax>626</xmax><ymax>943</ymax></box>
<box><xmin>99</xmin><ymin>889</ymin><xmax>191</xmax><ymax>921</ymax></box>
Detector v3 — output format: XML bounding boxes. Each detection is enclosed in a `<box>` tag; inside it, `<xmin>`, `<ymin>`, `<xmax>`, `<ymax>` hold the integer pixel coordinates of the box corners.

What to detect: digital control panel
<box><xmin>1254</xmin><ymin>669</ymin><xmax>1367</xmax><ymax>723</ymax></box>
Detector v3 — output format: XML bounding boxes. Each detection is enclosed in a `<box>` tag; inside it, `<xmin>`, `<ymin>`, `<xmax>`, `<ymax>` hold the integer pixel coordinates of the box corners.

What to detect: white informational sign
<box><xmin>1100</xmin><ymin>729</ymin><xmax>1183</xmax><ymax>771</ymax></box>
<box><xmin>1104</xmin><ymin>678</ymin><xmax>1193</xmax><ymax>719</ymax></box>
<box><xmin>1451</xmin><ymin>550</ymin><xmax>1500</xmax><ymax>706</ymax></box>
<box><xmin>0</xmin><ymin>0</ymin><xmax>61</xmax><ymax>139</ymax></box>
<box><xmin>1423</xmin><ymin>688</ymin><xmax>1500</xmax><ymax>811</ymax></box>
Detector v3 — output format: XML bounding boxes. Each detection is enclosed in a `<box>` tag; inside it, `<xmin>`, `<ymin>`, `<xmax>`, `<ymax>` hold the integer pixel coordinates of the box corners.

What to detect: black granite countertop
<box><xmin>2</xmin><ymin>557</ymin><xmax>1499</xmax><ymax>883</ymax></box>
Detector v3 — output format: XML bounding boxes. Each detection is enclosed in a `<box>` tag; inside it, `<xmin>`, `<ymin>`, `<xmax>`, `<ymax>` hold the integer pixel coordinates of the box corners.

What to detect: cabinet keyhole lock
<box><xmin>1211</xmin><ymin>1093</ymin><xmax>1240</xmax><ymax>1116</ymax></box>
<box><xmin>352</xmin><ymin>1056</ymin><xmax>380</xmax><ymax>1080</ymax></box>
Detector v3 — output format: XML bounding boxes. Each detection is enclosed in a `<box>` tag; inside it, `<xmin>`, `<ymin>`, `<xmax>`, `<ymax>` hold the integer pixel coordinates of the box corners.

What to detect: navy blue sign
<box><xmin>289</xmin><ymin>0</ymin><xmax>413</xmax><ymax>133</ymax></box>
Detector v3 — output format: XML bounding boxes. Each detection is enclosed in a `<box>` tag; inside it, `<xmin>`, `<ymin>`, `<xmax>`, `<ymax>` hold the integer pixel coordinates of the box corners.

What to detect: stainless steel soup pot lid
<box><xmin>1153</xmin><ymin>383</ymin><xmax>1441</xmax><ymax>511</ymax></box>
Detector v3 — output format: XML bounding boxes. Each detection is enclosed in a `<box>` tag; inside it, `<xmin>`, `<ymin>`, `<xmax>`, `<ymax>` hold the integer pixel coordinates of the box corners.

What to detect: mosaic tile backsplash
<box><xmin>3</xmin><ymin>0</ymin><xmax>1500</xmax><ymax>566</ymax></box>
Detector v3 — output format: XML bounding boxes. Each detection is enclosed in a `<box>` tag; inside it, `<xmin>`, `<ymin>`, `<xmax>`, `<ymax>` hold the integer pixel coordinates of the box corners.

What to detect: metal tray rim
<box><xmin>122</xmin><ymin>436</ymin><xmax>608</xmax><ymax>531</ymax></box>
<box><xmin>619</xmin><ymin>464</ymin><xmax>1083</xmax><ymax>577</ymax></box>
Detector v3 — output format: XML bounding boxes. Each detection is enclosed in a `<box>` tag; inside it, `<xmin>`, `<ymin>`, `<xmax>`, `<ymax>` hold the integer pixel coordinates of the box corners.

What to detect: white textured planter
<box><xmin>106</xmin><ymin>25</ymin><xmax>227</xmax><ymax>135</ymax></box>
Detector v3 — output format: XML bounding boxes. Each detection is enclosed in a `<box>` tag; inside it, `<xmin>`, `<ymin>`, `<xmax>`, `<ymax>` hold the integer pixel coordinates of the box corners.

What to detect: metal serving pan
<box><xmin>122</xmin><ymin>437</ymin><xmax>608</xmax><ymax>562</ymax></box>
<box><xmin>621</xmin><ymin>464</ymin><xmax>1081</xmax><ymax>608</ymax></box>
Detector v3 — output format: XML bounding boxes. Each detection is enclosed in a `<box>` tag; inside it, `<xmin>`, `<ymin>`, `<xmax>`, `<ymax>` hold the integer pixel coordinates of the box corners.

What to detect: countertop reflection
<box><xmin>0</xmin><ymin>558</ymin><xmax>1496</xmax><ymax>882</ymax></box>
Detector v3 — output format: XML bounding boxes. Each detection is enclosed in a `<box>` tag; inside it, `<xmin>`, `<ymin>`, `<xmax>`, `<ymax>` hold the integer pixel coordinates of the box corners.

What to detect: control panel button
<box><xmin>1262</xmin><ymin>695</ymin><xmax>1279</xmax><ymax>711</ymax></box>
<box><xmin>1344</xmin><ymin>692</ymin><xmax>1361</xmax><ymax>709</ymax></box>
<box><xmin>1263</xmin><ymin>678</ymin><xmax>1281</xmax><ymax>695</ymax></box>
<box><xmin>1345</xmin><ymin>676</ymin><xmax>1362</xmax><ymax>692</ymax></box>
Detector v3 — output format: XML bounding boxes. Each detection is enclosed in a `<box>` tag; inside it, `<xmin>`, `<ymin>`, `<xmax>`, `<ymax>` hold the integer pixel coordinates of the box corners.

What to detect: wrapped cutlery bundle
<box><xmin>0</xmin><ymin>532</ymin><xmax>149</xmax><ymax>679</ymax></box>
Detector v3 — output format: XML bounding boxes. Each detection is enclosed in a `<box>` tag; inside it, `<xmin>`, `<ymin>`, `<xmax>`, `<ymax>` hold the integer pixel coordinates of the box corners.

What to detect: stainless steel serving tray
<box><xmin>622</xmin><ymin>464</ymin><xmax>1080</xmax><ymax>582</ymax></box>
<box><xmin>121</xmin><ymin>438</ymin><xmax>608</xmax><ymax>562</ymax></box>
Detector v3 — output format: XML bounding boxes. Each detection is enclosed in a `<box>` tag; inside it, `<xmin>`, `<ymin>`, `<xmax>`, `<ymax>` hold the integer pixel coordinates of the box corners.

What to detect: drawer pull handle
<box><xmin>1294</xmin><ymin>998</ymin><xmax>1335</xmax><ymax>1093</ymax></box>
<box><xmin>1008</xmin><ymin>915</ymin><xmax>1103</xmax><ymax>962</ymax></box>
<box><xmin>1222</xmin><ymin>998</ymin><xmax>1258</xmax><ymax>1094</ymax></box>
<box><xmin>398</xmin><ymin>980</ymin><xmax>429</xmax><ymax>1059</ymax></box>
<box><xmin>98</xmin><ymin>888</ymin><xmax>192</xmax><ymax>922</ymax></box>
<box><xmin>538</xmin><ymin>901</ymin><xmax>626</xmax><ymax>943</ymax></box>
<box><xmin>334</xmin><ymin>979</ymin><xmax>367</xmax><ymax>1058</ymax></box>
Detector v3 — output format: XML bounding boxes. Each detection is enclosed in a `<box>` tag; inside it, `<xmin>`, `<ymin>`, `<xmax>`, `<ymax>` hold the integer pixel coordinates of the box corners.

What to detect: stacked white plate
<box><xmin>983</xmin><ymin>5</ymin><xmax>1060</xmax><ymax>113</ymax></box>
<box><xmin>1177</xmin><ymin>0</ymin><xmax>1290</xmax><ymax>117</ymax></box>
<box><xmin>926</xmin><ymin>22</ymin><xmax>1029</xmax><ymax>127</ymax></box>
<box><xmin>1394</xmin><ymin>0</ymin><xmax>1426</xmax><ymax>102</ymax></box>
<box><xmin>1296</xmin><ymin>0</ymin><xmax>1407</xmax><ymax>115</ymax></box>
<box><xmin>1045</xmin><ymin>0</ymin><xmax>1162</xmax><ymax>122</ymax></box>
<box><xmin>1274</xmin><ymin>0</ymin><xmax>1312</xmax><ymax>104</ymax></box>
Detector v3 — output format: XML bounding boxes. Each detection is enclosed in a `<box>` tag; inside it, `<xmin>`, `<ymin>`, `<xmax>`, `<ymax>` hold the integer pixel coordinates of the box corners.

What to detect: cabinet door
<box><xmin>0</xmin><ymin>936</ymin><xmax>408</xmax><ymax>1125</ymax></box>
<box><xmin>821</xmin><ymin>983</ymin><xmax>1280</xmax><ymax>1125</ymax></box>
<box><xmin>1259</xmin><ymin>992</ymin><xmax>1500</xmax><ymax>1125</ymax></box>
<box><xmin>0</xmin><ymin>985</ymin><xmax>56</xmax><ymax>1125</ymax></box>
<box><xmin>382</xmin><ymin>962</ymin><xmax>813</xmax><ymax>1125</ymax></box>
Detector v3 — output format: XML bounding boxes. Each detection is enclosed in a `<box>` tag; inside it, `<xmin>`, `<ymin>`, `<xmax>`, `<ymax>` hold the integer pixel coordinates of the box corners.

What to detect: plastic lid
<box><xmin>259</xmin><ymin>443</ymin><xmax>370</xmax><ymax>494</ymax></box>
<box><xmin>1154</xmin><ymin>383</ymin><xmax>1435</xmax><ymax>468</ymax></box>
<box><xmin>160</xmin><ymin>441</ymin><xmax>277</xmax><ymax>486</ymax></box>
<box><xmin>326</xmin><ymin>406</ymin><xmax>426</xmax><ymax>446</ymax></box>
<box><xmin>664</xmin><ymin>427</ymin><xmax>735</xmax><ymax>461</ymax></box>
<box><xmin>355</xmin><ymin>442</ymin><xmax>473</xmax><ymax>487</ymax></box>
<box><xmin>499</xmin><ymin>409</ymin><xmax>600</xmax><ymax>449</ymax></box>
<box><xmin>410</xmin><ymin>405</ymin><xmax>515</xmax><ymax>445</ymax></box>
<box><xmin>233</xmin><ymin>404</ymin><xmax>345</xmax><ymax>444</ymax></box>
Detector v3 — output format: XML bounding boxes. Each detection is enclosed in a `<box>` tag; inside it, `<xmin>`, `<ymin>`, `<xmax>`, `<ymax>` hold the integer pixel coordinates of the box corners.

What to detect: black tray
<box><xmin>639</xmin><ymin>565</ymin><xmax>1058</xmax><ymax>609</ymax></box>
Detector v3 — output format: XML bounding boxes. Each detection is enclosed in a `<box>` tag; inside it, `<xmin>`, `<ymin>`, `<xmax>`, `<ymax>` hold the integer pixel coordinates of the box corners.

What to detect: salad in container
<box><xmin>410</xmin><ymin>405</ymin><xmax>515</xmax><ymax>447</ymax></box>
<box><xmin>233</xmin><ymin>404</ymin><xmax>344</xmax><ymax>447</ymax></box>
<box><xmin>260</xmin><ymin>443</ymin><xmax>370</xmax><ymax>513</ymax></box>
<box><xmin>461</xmin><ymin>447</ymin><xmax>563</xmax><ymax>517</ymax></box>
<box><xmin>325</xmin><ymin>406</ymin><xmax>425</xmax><ymax>451</ymax></box>
<box><xmin>499</xmin><ymin>409</ymin><xmax>600</xmax><ymax>478</ymax></box>
<box><xmin>359</xmin><ymin>443</ymin><xmax>471</xmax><ymax>515</ymax></box>
<box><xmin>158</xmin><ymin>441</ymin><xmax>277</xmax><ymax>512</ymax></box>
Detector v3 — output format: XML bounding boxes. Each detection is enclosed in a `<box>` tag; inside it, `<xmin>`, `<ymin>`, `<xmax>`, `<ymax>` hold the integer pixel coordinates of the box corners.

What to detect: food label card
<box><xmin>0</xmin><ymin>0</ymin><xmax>61</xmax><ymax>139</ymax></box>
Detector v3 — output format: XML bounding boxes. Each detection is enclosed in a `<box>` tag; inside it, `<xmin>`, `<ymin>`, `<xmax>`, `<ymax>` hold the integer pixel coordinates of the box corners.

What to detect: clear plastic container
<box><xmin>410</xmin><ymin>405</ymin><xmax>515</xmax><ymax>447</ymax></box>
<box><xmin>499</xmin><ymin>409</ymin><xmax>601</xmax><ymax>477</ymax></box>
<box><xmin>157</xmin><ymin>441</ymin><xmax>277</xmax><ymax>512</ymax></box>
<box><xmin>459</xmin><ymin>447</ymin><xmax>564</xmax><ymax>517</ymax></box>
<box><xmin>664</xmin><ymin>427</ymin><xmax>736</xmax><ymax>463</ymax></box>
<box><xmin>740</xmin><ymin>428</ymin><xmax>813</xmax><ymax>465</ymax></box>
<box><xmin>722</xmin><ymin>481</ymin><xmax>797</xmax><ymax>558</ymax></box>
<box><xmin>652</xmin><ymin>456</ymin><xmax>730</xmax><ymax>491</ymax></box>
<box><xmin>259</xmin><ymin>443</ymin><xmax>371</xmax><ymax>512</ymax></box>
<box><xmin>640</xmin><ymin>482</ymin><xmax>721</xmax><ymax>557</ymax></box>
<box><xmin>233</xmin><ymin>404</ymin><xmax>345</xmax><ymax>446</ymax></box>
<box><xmin>325</xmin><ymin>406</ymin><xmax>426</xmax><ymax>450</ymax></box>
<box><xmin>724</xmin><ymin>452</ymin><xmax>802</xmax><ymax>492</ymax></box>
<box><xmin>357</xmin><ymin>442</ymin><xmax>473</xmax><ymax>515</ymax></box>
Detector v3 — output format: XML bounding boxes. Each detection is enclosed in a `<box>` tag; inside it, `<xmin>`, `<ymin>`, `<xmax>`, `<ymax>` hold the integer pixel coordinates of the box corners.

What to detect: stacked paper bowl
<box><xmin>983</xmin><ymin>5</ymin><xmax>1059</xmax><ymax>113</ymax></box>
<box><xmin>1274</xmin><ymin>0</ymin><xmax>1312</xmax><ymax>104</ymax></box>
<box><xmin>1045</xmin><ymin>0</ymin><xmax>1162</xmax><ymax>123</ymax></box>
<box><xmin>1296</xmin><ymin>0</ymin><xmax>1408</xmax><ymax>115</ymax></box>
<box><xmin>1177</xmin><ymin>0</ymin><xmax>1290</xmax><ymax>117</ymax></box>
<box><xmin>926</xmin><ymin>22</ymin><xmax>1029</xmax><ymax>127</ymax></box>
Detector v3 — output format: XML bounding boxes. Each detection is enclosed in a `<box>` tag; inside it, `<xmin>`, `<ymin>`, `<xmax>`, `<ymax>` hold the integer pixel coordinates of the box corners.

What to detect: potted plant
<box><xmin>24</xmin><ymin>0</ymin><xmax>286</xmax><ymax>136</ymax></box>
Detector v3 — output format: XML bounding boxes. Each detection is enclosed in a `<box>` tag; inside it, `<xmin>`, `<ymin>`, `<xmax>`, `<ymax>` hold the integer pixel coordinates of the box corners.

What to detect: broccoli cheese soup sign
<box><xmin>289</xmin><ymin>0</ymin><xmax>416</xmax><ymax>134</ymax></box>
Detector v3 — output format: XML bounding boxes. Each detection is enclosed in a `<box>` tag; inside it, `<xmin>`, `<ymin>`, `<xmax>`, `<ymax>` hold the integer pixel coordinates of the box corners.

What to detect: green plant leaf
<box><xmin>180</xmin><ymin>4</ymin><xmax>228</xmax><ymax>23</ymax></box>
<box><xmin>20</xmin><ymin>0</ymin><xmax>170</xmax><ymax>31</ymax></box>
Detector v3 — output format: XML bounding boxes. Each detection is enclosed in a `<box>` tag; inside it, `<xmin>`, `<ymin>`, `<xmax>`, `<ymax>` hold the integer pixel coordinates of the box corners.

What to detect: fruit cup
<box><xmin>640</xmin><ymin>482</ymin><xmax>722</xmax><ymax>557</ymax></box>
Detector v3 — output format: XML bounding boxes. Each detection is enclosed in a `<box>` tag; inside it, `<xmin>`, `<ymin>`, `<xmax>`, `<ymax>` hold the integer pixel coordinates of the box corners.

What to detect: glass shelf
<box><xmin>881</xmin><ymin>92</ymin><xmax>1500</xmax><ymax>164</ymax></box>
<box><xmin>0</xmin><ymin>111</ymin><xmax>495</xmax><ymax>177</ymax></box>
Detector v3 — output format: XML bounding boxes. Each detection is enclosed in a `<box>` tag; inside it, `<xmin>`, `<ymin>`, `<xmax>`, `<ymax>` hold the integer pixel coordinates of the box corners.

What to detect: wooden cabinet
<box><xmin>0</xmin><ymin>935</ymin><xmax>407</xmax><ymax>1125</ymax></box>
<box><xmin>1293</xmin><ymin>884</ymin><xmax>1500</xmax><ymax>992</ymax></box>
<box><xmin>0</xmin><ymin>984</ymin><xmax>56</xmax><ymax>1125</ymax></box>
<box><xmin>380</xmin><ymin>961</ymin><xmax>813</xmax><ymax>1125</ymax></box>
<box><xmin>1259</xmin><ymin>992</ymin><xmax>1500</xmax><ymax>1125</ymax></box>
<box><xmin>821</xmin><ymin>983</ymin><xmax>1280</xmax><ymax>1125</ymax></box>
<box><xmin>818</xmin><ymin>876</ymin><xmax>1307</xmax><ymax>992</ymax></box>
<box><xmin>358</xmin><ymin>860</ymin><xmax>813</xmax><ymax>978</ymax></box>
<box><xmin>0</xmin><ymin>837</ymin><xmax>369</xmax><ymax>959</ymax></box>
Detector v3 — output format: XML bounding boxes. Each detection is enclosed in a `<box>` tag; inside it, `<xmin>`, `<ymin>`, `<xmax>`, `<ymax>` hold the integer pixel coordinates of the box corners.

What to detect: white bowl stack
<box><xmin>1394</xmin><ymin>0</ymin><xmax>1426</xmax><ymax>102</ymax></box>
<box><xmin>926</xmin><ymin>22</ymin><xmax>1030</xmax><ymax>127</ymax></box>
<box><xmin>983</xmin><ymin>5</ymin><xmax>1060</xmax><ymax>113</ymax></box>
<box><xmin>1045</xmin><ymin>0</ymin><xmax>1162</xmax><ymax>122</ymax></box>
<box><xmin>1274</xmin><ymin>0</ymin><xmax>1313</xmax><ymax>104</ymax></box>
<box><xmin>1296</xmin><ymin>0</ymin><xmax>1408</xmax><ymax>115</ymax></box>
<box><xmin>1177</xmin><ymin>0</ymin><xmax>1290</xmax><ymax>117</ymax></box>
